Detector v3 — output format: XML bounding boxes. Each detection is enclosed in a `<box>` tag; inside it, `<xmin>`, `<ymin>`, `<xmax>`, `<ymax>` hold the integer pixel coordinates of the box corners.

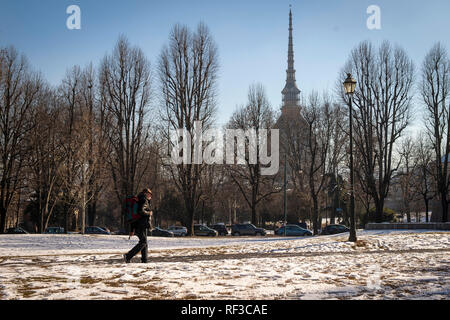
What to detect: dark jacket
<box><xmin>132</xmin><ymin>192</ymin><xmax>152</xmax><ymax>229</ymax></box>
<box><xmin>138</xmin><ymin>192</ymin><xmax>152</xmax><ymax>216</ymax></box>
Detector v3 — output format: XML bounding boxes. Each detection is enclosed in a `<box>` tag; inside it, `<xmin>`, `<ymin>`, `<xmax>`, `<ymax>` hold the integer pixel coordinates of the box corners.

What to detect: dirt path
<box><xmin>144</xmin><ymin>248</ymin><xmax>450</xmax><ymax>263</ymax></box>
<box><xmin>1</xmin><ymin>247</ymin><xmax>449</xmax><ymax>266</ymax></box>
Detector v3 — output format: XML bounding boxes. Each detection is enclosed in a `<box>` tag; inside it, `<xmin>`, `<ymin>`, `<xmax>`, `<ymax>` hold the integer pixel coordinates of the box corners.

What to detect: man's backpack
<box><xmin>123</xmin><ymin>196</ymin><xmax>141</xmax><ymax>224</ymax></box>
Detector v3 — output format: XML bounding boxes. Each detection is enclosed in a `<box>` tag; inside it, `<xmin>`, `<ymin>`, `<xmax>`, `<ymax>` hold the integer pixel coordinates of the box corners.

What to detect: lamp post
<box><xmin>325</xmin><ymin>183</ymin><xmax>328</xmax><ymax>227</ymax></box>
<box><xmin>343</xmin><ymin>73</ymin><xmax>357</xmax><ymax>243</ymax></box>
<box><xmin>283</xmin><ymin>152</ymin><xmax>287</xmax><ymax>236</ymax></box>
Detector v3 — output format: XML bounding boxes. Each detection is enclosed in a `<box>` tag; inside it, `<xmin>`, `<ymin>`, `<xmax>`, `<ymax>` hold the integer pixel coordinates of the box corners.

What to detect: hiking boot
<box><xmin>123</xmin><ymin>254</ymin><xmax>131</xmax><ymax>264</ymax></box>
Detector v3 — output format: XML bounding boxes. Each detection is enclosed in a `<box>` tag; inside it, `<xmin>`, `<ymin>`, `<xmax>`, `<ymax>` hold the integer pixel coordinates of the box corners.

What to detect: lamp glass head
<box><xmin>343</xmin><ymin>73</ymin><xmax>357</xmax><ymax>95</ymax></box>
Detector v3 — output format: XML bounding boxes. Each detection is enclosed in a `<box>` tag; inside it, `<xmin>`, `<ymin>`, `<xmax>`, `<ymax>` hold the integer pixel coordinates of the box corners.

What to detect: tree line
<box><xmin>1</xmin><ymin>24</ymin><xmax>449</xmax><ymax>235</ymax></box>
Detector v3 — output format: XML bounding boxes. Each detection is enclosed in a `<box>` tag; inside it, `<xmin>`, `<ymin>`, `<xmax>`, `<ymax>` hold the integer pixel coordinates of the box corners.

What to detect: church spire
<box><xmin>288</xmin><ymin>8</ymin><xmax>294</xmax><ymax>75</ymax></box>
<box><xmin>282</xmin><ymin>6</ymin><xmax>301</xmax><ymax>112</ymax></box>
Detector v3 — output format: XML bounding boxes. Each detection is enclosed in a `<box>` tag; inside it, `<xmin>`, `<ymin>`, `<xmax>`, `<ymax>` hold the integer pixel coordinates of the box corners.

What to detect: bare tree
<box><xmin>340</xmin><ymin>41</ymin><xmax>415</xmax><ymax>223</ymax></box>
<box><xmin>158</xmin><ymin>23</ymin><xmax>219</xmax><ymax>235</ymax></box>
<box><xmin>99</xmin><ymin>36</ymin><xmax>153</xmax><ymax>229</ymax></box>
<box><xmin>276</xmin><ymin>95</ymin><xmax>311</xmax><ymax>227</ymax></box>
<box><xmin>326</xmin><ymin>103</ymin><xmax>347</xmax><ymax>225</ymax></box>
<box><xmin>79</xmin><ymin>64</ymin><xmax>108</xmax><ymax>227</ymax></box>
<box><xmin>199</xmin><ymin>164</ymin><xmax>226</xmax><ymax>224</ymax></box>
<box><xmin>397</xmin><ymin>136</ymin><xmax>419</xmax><ymax>222</ymax></box>
<box><xmin>413</xmin><ymin>135</ymin><xmax>435</xmax><ymax>222</ymax></box>
<box><xmin>28</xmin><ymin>87</ymin><xmax>65</xmax><ymax>232</ymax></box>
<box><xmin>57</xmin><ymin>66</ymin><xmax>93</xmax><ymax>233</ymax></box>
<box><xmin>0</xmin><ymin>47</ymin><xmax>42</xmax><ymax>233</ymax></box>
<box><xmin>421</xmin><ymin>43</ymin><xmax>450</xmax><ymax>222</ymax></box>
<box><xmin>278</xmin><ymin>105</ymin><xmax>306</xmax><ymax>194</ymax></box>
<box><xmin>227</xmin><ymin>84</ymin><xmax>280</xmax><ymax>226</ymax></box>
<box><xmin>58</xmin><ymin>66</ymin><xmax>82</xmax><ymax>231</ymax></box>
<box><xmin>302</xmin><ymin>93</ymin><xmax>335</xmax><ymax>235</ymax></box>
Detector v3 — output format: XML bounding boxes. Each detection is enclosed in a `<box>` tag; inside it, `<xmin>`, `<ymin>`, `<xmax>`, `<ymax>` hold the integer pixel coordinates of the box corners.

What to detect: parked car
<box><xmin>293</xmin><ymin>222</ymin><xmax>308</xmax><ymax>230</ymax></box>
<box><xmin>275</xmin><ymin>225</ymin><xmax>312</xmax><ymax>236</ymax></box>
<box><xmin>150</xmin><ymin>227</ymin><xmax>174</xmax><ymax>237</ymax></box>
<box><xmin>231</xmin><ymin>223</ymin><xmax>266</xmax><ymax>236</ymax></box>
<box><xmin>209</xmin><ymin>224</ymin><xmax>229</xmax><ymax>236</ymax></box>
<box><xmin>99</xmin><ymin>227</ymin><xmax>111</xmax><ymax>233</ymax></box>
<box><xmin>44</xmin><ymin>227</ymin><xmax>65</xmax><ymax>234</ymax></box>
<box><xmin>112</xmin><ymin>229</ymin><xmax>128</xmax><ymax>235</ymax></box>
<box><xmin>167</xmin><ymin>226</ymin><xmax>188</xmax><ymax>237</ymax></box>
<box><xmin>6</xmin><ymin>227</ymin><xmax>29</xmax><ymax>234</ymax></box>
<box><xmin>320</xmin><ymin>224</ymin><xmax>350</xmax><ymax>235</ymax></box>
<box><xmin>193</xmin><ymin>224</ymin><xmax>218</xmax><ymax>237</ymax></box>
<box><xmin>84</xmin><ymin>226</ymin><xmax>111</xmax><ymax>235</ymax></box>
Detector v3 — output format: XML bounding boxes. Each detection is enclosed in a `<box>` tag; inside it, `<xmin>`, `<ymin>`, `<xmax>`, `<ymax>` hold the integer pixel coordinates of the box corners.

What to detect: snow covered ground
<box><xmin>0</xmin><ymin>230</ymin><xmax>448</xmax><ymax>300</ymax></box>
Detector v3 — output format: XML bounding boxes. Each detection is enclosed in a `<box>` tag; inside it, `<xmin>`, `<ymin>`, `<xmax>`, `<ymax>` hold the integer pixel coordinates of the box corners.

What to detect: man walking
<box><xmin>124</xmin><ymin>188</ymin><xmax>153</xmax><ymax>263</ymax></box>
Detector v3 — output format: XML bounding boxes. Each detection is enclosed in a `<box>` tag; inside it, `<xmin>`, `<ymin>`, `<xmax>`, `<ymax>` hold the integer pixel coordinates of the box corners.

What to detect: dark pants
<box><xmin>125</xmin><ymin>225</ymin><xmax>148</xmax><ymax>263</ymax></box>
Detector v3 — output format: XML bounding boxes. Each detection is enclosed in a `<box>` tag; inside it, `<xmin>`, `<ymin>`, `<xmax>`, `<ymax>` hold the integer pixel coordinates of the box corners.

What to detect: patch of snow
<box><xmin>0</xmin><ymin>229</ymin><xmax>448</xmax><ymax>300</ymax></box>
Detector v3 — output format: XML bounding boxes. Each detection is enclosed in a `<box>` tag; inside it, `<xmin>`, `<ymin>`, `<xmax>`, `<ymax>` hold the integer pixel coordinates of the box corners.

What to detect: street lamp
<box><xmin>283</xmin><ymin>152</ymin><xmax>287</xmax><ymax>236</ymax></box>
<box><xmin>343</xmin><ymin>73</ymin><xmax>357</xmax><ymax>95</ymax></box>
<box><xmin>343</xmin><ymin>73</ymin><xmax>357</xmax><ymax>243</ymax></box>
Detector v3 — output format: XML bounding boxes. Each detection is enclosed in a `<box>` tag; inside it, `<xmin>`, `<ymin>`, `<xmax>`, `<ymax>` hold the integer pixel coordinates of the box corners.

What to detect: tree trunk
<box><xmin>251</xmin><ymin>205</ymin><xmax>257</xmax><ymax>227</ymax></box>
<box><xmin>88</xmin><ymin>200</ymin><xmax>97</xmax><ymax>227</ymax></box>
<box><xmin>441</xmin><ymin>194</ymin><xmax>448</xmax><ymax>223</ymax></box>
<box><xmin>330</xmin><ymin>193</ymin><xmax>336</xmax><ymax>225</ymax></box>
<box><xmin>65</xmin><ymin>207</ymin><xmax>70</xmax><ymax>234</ymax></box>
<box><xmin>188</xmin><ymin>208</ymin><xmax>195</xmax><ymax>236</ymax></box>
<box><xmin>81</xmin><ymin>189</ymin><xmax>87</xmax><ymax>234</ymax></box>
<box><xmin>374</xmin><ymin>199</ymin><xmax>383</xmax><ymax>223</ymax></box>
<box><xmin>38</xmin><ymin>187</ymin><xmax>43</xmax><ymax>234</ymax></box>
<box><xmin>81</xmin><ymin>205</ymin><xmax>85</xmax><ymax>234</ymax></box>
<box><xmin>185</xmin><ymin>196</ymin><xmax>195</xmax><ymax>236</ymax></box>
<box><xmin>0</xmin><ymin>206</ymin><xmax>6</xmax><ymax>234</ymax></box>
<box><xmin>15</xmin><ymin>193</ymin><xmax>21</xmax><ymax>228</ymax></box>
<box><xmin>312</xmin><ymin>196</ymin><xmax>319</xmax><ymax>235</ymax></box>
<box><xmin>44</xmin><ymin>200</ymin><xmax>58</xmax><ymax>232</ymax></box>
<box><xmin>201</xmin><ymin>201</ymin><xmax>205</xmax><ymax>225</ymax></box>
<box><xmin>72</xmin><ymin>209</ymin><xmax>77</xmax><ymax>232</ymax></box>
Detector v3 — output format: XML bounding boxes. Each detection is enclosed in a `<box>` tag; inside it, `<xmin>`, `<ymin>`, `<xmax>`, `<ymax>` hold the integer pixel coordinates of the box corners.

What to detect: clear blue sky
<box><xmin>1</xmin><ymin>0</ymin><xmax>450</xmax><ymax>125</ymax></box>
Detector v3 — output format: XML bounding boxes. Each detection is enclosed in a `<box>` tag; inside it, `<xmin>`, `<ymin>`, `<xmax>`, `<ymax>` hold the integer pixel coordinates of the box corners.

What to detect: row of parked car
<box><xmin>141</xmin><ymin>223</ymin><xmax>336</xmax><ymax>237</ymax></box>
<box><xmin>275</xmin><ymin>224</ymin><xmax>350</xmax><ymax>236</ymax></box>
<box><xmin>5</xmin><ymin>223</ymin><xmax>350</xmax><ymax>237</ymax></box>
<box><xmin>151</xmin><ymin>223</ymin><xmax>313</xmax><ymax>237</ymax></box>
<box><xmin>153</xmin><ymin>224</ymin><xmax>221</xmax><ymax>237</ymax></box>
<box><xmin>154</xmin><ymin>223</ymin><xmax>350</xmax><ymax>237</ymax></box>
<box><xmin>150</xmin><ymin>223</ymin><xmax>265</xmax><ymax>238</ymax></box>
<box><xmin>42</xmin><ymin>226</ymin><xmax>111</xmax><ymax>235</ymax></box>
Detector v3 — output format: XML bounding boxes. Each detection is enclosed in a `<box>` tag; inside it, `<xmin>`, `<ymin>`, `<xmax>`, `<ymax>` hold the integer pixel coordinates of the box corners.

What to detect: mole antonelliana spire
<box><xmin>281</xmin><ymin>6</ymin><xmax>301</xmax><ymax>114</ymax></box>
